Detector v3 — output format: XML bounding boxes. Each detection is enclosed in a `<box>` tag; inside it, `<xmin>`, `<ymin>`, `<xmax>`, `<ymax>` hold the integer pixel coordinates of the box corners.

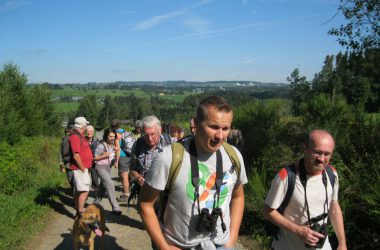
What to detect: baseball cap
<box><xmin>74</xmin><ymin>117</ymin><xmax>89</xmax><ymax>128</ymax></box>
<box><xmin>115</xmin><ymin>128</ymin><xmax>125</xmax><ymax>134</ymax></box>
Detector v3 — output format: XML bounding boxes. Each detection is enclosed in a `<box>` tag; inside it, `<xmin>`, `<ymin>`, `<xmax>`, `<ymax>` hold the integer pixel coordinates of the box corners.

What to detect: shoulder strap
<box><xmin>222</xmin><ymin>141</ymin><xmax>241</xmax><ymax>177</ymax></box>
<box><xmin>277</xmin><ymin>164</ymin><xmax>296</xmax><ymax>214</ymax></box>
<box><xmin>325</xmin><ymin>165</ymin><xmax>336</xmax><ymax>188</ymax></box>
<box><xmin>71</xmin><ymin>130</ymin><xmax>84</xmax><ymax>147</ymax></box>
<box><xmin>161</xmin><ymin>133</ymin><xmax>172</xmax><ymax>146</ymax></box>
<box><xmin>165</xmin><ymin>141</ymin><xmax>242</xmax><ymax>193</ymax></box>
<box><xmin>100</xmin><ymin>141</ymin><xmax>108</xmax><ymax>152</ymax></box>
<box><xmin>165</xmin><ymin>142</ymin><xmax>185</xmax><ymax>193</ymax></box>
<box><xmin>133</xmin><ymin>137</ymin><xmax>144</xmax><ymax>157</ymax></box>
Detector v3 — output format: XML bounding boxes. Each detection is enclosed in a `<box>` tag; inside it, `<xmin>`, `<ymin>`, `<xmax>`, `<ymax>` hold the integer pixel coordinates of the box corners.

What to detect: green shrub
<box><xmin>0</xmin><ymin>136</ymin><xmax>66</xmax><ymax>249</ymax></box>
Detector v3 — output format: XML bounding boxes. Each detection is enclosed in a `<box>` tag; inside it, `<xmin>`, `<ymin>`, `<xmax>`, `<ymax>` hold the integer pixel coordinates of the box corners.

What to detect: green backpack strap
<box><xmin>165</xmin><ymin>141</ymin><xmax>241</xmax><ymax>193</ymax></box>
<box><xmin>165</xmin><ymin>142</ymin><xmax>185</xmax><ymax>193</ymax></box>
<box><xmin>160</xmin><ymin>142</ymin><xmax>185</xmax><ymax>223</ymax></box>
<box><xmin>222</xmin><ymin>141</ymin><xmax>241</xmax><ymax>179</ymax></box>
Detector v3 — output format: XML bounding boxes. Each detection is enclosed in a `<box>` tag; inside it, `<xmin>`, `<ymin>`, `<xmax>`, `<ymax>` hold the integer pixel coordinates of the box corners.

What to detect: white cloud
<box><xmin>0</xmin><ymin>0</ymin><xmax>31</xmax><ymax>11</ymax></box>
<box><xmin>146</xmin><ymin>21</ymin><xmax>276</xmax><ymax>45</ymax></box>
<box><xmin>184</xmin><ymin>17</ymin><xmax>210</xmax><ymax>33</ymax></box>
<box><xmin>133</xmin><ymin>10</ymin><xmax>185</xmax><ymax>31</ymax></box>
<box><xmin>132</xmin><ymin>0</ymin><xmax>215</xmax><ymax>31</ymax></box>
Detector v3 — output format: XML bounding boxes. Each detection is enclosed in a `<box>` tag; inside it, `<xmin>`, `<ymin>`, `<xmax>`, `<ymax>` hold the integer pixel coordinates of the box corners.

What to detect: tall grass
<box><xmin>0</xmin><ymin>136</ymin><xmax>66</xmax><ymax>249</ymax></box>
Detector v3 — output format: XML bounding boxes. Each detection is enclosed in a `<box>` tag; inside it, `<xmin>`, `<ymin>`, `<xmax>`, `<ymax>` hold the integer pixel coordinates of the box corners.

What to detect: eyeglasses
<box><xmin>312</xmin><ymin>150</ymin><xmax>332</xmax><ymax>158</ymax></box>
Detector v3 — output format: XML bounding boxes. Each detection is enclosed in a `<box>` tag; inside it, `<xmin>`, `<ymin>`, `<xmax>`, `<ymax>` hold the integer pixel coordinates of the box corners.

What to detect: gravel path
<box><xmin>25</xmin><ymin>167</ymin><xmax>151</xmax><ymax>250</ymax></box>
<box><xmin>25</xmin><ymin>166</ymin><xmax>249</xmax><ymax>250</ymax></box>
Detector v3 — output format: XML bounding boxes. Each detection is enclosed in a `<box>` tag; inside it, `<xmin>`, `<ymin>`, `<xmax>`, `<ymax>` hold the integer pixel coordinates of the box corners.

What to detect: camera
<box><xmin>196</xmin><ymin>208</ymin><xmax>221</xmax><ymax>233</ymax></box>
<box><xmin>306</xmin><ymin>223</ymin><xmax>328</xmax><ymax>249</ymax></box>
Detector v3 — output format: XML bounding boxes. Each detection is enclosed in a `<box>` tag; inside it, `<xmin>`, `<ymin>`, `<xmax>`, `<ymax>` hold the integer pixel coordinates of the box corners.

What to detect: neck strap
<box><xmin>299</xmin><ymin>158</ymin><xmax>329</xmax><ymax>226</ymax></box>
<box><xmin>189</xmin><ymin>138</ymin><xmax>223</xmax><ymax>214</ymax></box>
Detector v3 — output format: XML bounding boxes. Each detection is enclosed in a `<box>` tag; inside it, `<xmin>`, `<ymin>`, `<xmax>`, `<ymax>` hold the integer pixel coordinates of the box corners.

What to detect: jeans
<box><xmin>96</xmin><ymin>165</ymin><xmax>120</xmax><ymax>211</ymax></box>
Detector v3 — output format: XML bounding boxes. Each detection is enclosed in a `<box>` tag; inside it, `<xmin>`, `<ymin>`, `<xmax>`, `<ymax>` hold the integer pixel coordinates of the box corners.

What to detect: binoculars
<box><xmin>196</xmin><ymin>208</ymin><xmax>222</xmax><ymax>233</ymax></box>
<box><xmin>306</xmin><ymin>223</ymin><xmax>328</xmax><ymax>249</ymax></box>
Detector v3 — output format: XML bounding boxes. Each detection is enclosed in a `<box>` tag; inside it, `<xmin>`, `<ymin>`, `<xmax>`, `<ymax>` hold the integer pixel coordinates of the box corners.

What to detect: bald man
<box><xmin>263</xmin><ymin>130</ymin><xmax>347</xmax><ymax>250</ymax></box>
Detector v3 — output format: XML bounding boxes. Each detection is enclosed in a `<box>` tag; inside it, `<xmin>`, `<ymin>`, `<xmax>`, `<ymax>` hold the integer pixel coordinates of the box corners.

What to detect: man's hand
<box><xmin>296</xmin><ymin>225</ymin><xmax>325</xmax><ymax>247</ymax></box>
<box><xmin>131</xmin><ymin>171</ymin><xmax>145</xmax><ymax>186</ymax></box>
<box><xmin>136</xmin><ymin>175</ymin><xmax>145</xmax><ymax>186</ymax></box>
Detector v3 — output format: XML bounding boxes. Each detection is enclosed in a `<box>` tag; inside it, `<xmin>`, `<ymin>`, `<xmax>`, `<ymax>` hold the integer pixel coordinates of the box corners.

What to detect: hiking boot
<box><xmin>112</xmin><ymin>210</ymin><xmax>122</xmax><ymax>216</ymax></box>
<box><xmin>117</xmin><ymin>193</ymin><xmax>129</xmax><ymax>202</ymax></box>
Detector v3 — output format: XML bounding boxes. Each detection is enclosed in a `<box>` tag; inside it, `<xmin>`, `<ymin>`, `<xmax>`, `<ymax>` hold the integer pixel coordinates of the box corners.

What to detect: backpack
<box><xmin>265</xmin><ymin>163</ymin><xmax>336</xmax><ymax>239</ymax></box>
<box><xmin>60</xmin><ymin>135</ymin><xmax>70</xmax><ymax>163</ymax></box>
<box><xmin>60</xmin><ymin>130</ymin><xmax>83</xmax><ymax>163</ymax></box>
<box><xmin>120</xmin><ymin>131</ymin><xmax>135</xmax><ymax>157</ymax></box>
<box><xmin>132</xmin><ymin>133</ymin><xmax>172</xmax><ymax>165</ymax></box>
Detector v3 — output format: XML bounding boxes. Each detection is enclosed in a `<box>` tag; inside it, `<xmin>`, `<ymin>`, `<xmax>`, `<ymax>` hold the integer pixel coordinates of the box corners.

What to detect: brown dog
<box><xmin>72</xmin><ymin>203</ymin><xmax>106</xmax><ymax>250</ymax></box>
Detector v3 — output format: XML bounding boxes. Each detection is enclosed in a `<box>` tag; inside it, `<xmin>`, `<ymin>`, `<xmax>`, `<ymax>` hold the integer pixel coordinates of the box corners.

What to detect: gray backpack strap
<box><xmin>325</xmin><ymin>165</ymin><xmax>336</xmax><ymax>188</ymax></box>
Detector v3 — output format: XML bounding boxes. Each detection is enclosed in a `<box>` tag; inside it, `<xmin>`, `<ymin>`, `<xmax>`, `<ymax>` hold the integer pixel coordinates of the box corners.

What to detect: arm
<box><xmin>139</xmin><ymin>184</ymin><xmax>180</xmax><ymax>250</ymax></box>
<box><xmin>73</xmin><ymin>153</ymin><xmax>86</xmax><ymax>172</ymax></box>
<box><xmin>263</xmin><ymin>204</ymin><xmax>325</xmax><ymax>247</ymax></box>
<box><xmin>329</xmin><ymin>200</ymin><xmax>347</xmax><ymax>250</ymax></box>
<box><xmin>93</xmin><ymin>151</ymin><xmax>112</xmax><ymax>161</ymax></box>
<box><xmin>224</xmin><ymin>184</ymin><xmax>245</xmax><ymax>248</ymax></box>
<box><xmin>114</xmin><ymin>139</ymin><xmax>120</xmax><ymax>166</ymax></box>
<box><xmin>130</xmin><ymin>170</ymin><xmax>144</xmax><ymax>186</ymax></box>
<box><xmin>130</xmin><ymin>144</ymin><xmax>145</xmax><ymax>186</ymax></box>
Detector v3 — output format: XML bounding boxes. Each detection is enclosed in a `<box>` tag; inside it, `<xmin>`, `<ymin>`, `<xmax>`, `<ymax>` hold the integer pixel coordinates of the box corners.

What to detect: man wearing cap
<box><xmin>132</xmin><ymin>120</ymin><xmax>142</xmax><ymax>140</ymax></box>
<box><xmin>69</xmin><ymin>116</ymin><xmax>93</xmax><ymax>216</ymax></box>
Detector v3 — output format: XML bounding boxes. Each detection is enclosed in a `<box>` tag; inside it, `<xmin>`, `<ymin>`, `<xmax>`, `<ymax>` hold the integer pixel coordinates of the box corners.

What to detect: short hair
<box><xmin>305</xmin><ymin>129</ymin><xmax>334</xmax><ymax>148</ymax></box>
<box><xmin>86</xmin><ymin>125</ymin><xmax>95</xmax><ymax>132</ymax></box>
<box><xmin>110</xmin><ymin>119</ymin><xmax>120</xmax><ymax>129</ymax></box>
<box><xmin>141</xmin><ymin>115</ymin><xmax>161</xmax><ymax>130</ymax></box>
<box><xmin>103</xmin><ymin>127</ymin><xmax>116</xmax><ymax>141</ymax></box>
<box><xmin>196</xmin><ymin>96</ymin><xmax>232</xmax><ymax>121</ymax></box>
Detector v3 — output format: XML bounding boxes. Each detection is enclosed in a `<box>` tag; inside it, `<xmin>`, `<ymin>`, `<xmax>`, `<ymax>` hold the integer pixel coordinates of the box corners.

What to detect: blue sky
<box><xmin>0</xmin><ymin>0</ymin><xmax>346</xmax><ymax>84</ymax></box>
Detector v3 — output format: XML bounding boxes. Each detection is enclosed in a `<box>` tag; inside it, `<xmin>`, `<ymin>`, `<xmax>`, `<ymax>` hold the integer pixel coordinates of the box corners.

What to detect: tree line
<box><xmin>0</xmin><ymin>1</ymin><xmax>379</xmax><ymax>248</ymax></box>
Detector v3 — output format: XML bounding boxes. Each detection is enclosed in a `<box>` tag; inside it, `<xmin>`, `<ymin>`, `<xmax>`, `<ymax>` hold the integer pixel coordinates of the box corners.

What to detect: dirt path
<box><xmin>25</xmin><ymin>167</ymin><xmax>250</xmax><ymax>250</ymax></box>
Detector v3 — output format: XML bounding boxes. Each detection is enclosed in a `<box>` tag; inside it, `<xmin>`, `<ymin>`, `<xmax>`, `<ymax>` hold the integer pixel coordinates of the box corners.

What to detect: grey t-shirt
<box><xmin>145</xmin><ymin>140</ymin><xmax>248</xmax><ymax>249</ymax></box>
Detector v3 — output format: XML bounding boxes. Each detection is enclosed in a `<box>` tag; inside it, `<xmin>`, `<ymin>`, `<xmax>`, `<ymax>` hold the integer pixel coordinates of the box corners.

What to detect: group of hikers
<box><xmin>59</xmin><ymin>95</ymin><xmax>347</xmax><ymax>250</ymax></box>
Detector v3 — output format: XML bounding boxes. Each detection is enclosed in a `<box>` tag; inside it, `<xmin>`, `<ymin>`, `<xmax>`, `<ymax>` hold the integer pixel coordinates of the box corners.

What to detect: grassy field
<box><xmin>53</xmin><ymin>102</ymin><xmax>80</xmax><ymax>113</ymax></box>
<box><xmin>52</xmin><ymin>86</ymin><xmax>193</xmax><ymax>113</ymax></box>
<box><xmin>51</xmin><ymin>87</ymin><xmax>149</xmax><ymax>98</ymax></box>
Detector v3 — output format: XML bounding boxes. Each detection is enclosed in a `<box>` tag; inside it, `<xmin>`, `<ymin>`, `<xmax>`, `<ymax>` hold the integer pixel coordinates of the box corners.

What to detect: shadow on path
<box><xmin>53</xmin><ymin>232</ymin><xmax>125</xmax><ymax>250</ymax></box>
<box><xmin>34</xmin><ymin>186</ymin><xmax>75</xmax><ymax>219</ymax></box>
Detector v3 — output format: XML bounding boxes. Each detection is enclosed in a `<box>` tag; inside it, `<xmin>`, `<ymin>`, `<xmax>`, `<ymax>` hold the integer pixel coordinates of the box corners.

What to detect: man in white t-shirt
<box><xmin>263</xmin><ymin>130</ymin><xmax>347</xmax><ymax>250</ymax></box>
<box><xmin>139</xmin><ymin>96</ymin><xmax>248</xmax><ymax>250</ymax></box>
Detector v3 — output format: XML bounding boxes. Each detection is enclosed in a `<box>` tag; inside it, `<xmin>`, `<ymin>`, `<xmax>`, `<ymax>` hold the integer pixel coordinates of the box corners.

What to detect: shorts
<box><xmin>73</xmin><ymin>168</ymin><xmax>91</xmax><ymax>192</ymax></box>
<box><xmin>118</xmin><ymin>156</ymin><xmax>131</xmax><ymax>174</ymax></box>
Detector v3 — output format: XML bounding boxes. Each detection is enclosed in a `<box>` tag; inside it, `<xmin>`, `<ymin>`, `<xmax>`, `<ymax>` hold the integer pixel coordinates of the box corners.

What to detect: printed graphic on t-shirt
<box><xmin>185</xmin><ymin>162</ymin><xmax>232</xmax><ymax>209</ymax></box>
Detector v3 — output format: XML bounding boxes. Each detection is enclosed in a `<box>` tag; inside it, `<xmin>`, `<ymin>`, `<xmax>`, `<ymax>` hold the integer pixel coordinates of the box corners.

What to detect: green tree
<box><xmin>96</xmin><ymin>95</ymin><xmax>118</xmax><ymax>128</ymax></box>
<box><xmin>234</xmin><ymin>99</ymin><xmax>290</xmax><ymax>171</ymax></box>
<box><xmin>299</xmin><ymin>93</ymin><xmax>352</xmax><ymax>131</ymax></box>
<box><xmin>312</xmin><ymin>55</ymin><xmax>342</xmax><ymax>100</ymax></box>
<box><xmin>26</xmin><ymin>84</ymin><xmax>60</xmax><ymax>136</ymax></box>
<box><xmin>0</xmin><ymin>64</ymin><xmax>28</xmax><ymax>144</ymax></box>
<box><xmin>329</xmin><ymin>0</ymin><xmax>380</xmax><ymax>52</ymax></box>
<box><xmin>287</xmin><ymin>68</ymin><xmax>310</xmax><ymax>115</ymax></box>
<box><xmin>77</xmin><ymin>95</ymin><xmax>100</xmax><ymax>127</ymax></box>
